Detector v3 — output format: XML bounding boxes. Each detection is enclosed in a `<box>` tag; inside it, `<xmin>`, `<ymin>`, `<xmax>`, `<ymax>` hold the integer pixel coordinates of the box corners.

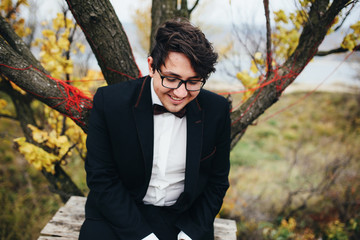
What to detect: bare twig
<box><xmin>333</xmin><ymin>3</ymin><xmax>356</xmax><ymax>31</ymax></box>
<box><xmin>263</xmin><ymin>0</ymin><xmax>272</xmax><ymax>76</ymax></box>
<box><xmin>316</xmin><ymin>44</ymin><xmax>360</xmax><ymax>56</ymax></box>
<box><xmin>0</xmin><ymin>113</ymin><xmax>17</xmax><ymax>121</ymax></box>
<box><xmin>189</xmin><ymin>0</ymin><xmax>200</xmax><ymax>14</ymax></box>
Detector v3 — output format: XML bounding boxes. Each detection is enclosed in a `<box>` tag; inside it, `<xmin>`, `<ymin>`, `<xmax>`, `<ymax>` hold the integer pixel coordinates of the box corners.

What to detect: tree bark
<box><xmin>0</xmin><ymin>16</ymin><xmax>85</xmax><ymax>200</ymax></box>
<box><xmin>0</xmin><ymin>38</ymin><xmax>91</xmax><ymax>132</ymax></box>
<box><xmin>229</xmin><ymin>0</ymin><xmax>351</xmax><ymax>149</ymax></box>
<box><xmin>43</xmin><ymin>164</ymin><xmax>84</xmax><ymax>203</ymax></box>
<box><xmin>150</xmin><ymin>0</ymin><xmax>178</xmax><ymax>51</ymax></box>
<box><xmin>149</xmin><ymin>0</ymin><xmax>197</xmax><ymax>51</ymax></box>
<box><xmin>316</xmin><ymin>44</ymin><xmax>360</xmax><ymax>56</ymax></box>
<box><xmin>0</xmin><ymin>16</ymin><xmax>46</xmax><ymax>72</ymax></box>
<box><xmin>65</xmin><ymin>0</ymin><xmax>140</xmax><ymax>84</ymax></box>
<box><xmin>0</xmin><ymin>0</ymin><xmax>356</xmax><ymax>149</ymax></box>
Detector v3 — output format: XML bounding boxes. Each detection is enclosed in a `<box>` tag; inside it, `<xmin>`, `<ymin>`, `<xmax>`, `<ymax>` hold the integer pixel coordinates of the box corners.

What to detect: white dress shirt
<box><xmin>141</xmin><ymin>79</ymin><xmax>191</xmax><ymax>240</ymax></box>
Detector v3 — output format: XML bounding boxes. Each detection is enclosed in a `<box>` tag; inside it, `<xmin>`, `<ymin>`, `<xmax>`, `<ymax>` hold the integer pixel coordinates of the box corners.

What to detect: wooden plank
<box><xmin>39</xmin><ymin>197</ymin><xmax>85</xmax><ymax>239</ymax></box>
<box><xmin>39</xmin><ymin>196</ymin><xmax>237</xmax><ymax>240</ymax></box>
<box><xmin>214</xmin><ymin>218</ymin><xmax>237</xmax><ymax>240</ymax></box>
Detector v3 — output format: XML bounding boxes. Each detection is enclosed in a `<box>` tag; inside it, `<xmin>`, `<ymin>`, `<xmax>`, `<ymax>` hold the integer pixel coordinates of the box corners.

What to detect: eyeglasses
<box><xmin>157</xmin><ymin>70</ymin><xmax>205</xmax><ymax>91</ymax></box>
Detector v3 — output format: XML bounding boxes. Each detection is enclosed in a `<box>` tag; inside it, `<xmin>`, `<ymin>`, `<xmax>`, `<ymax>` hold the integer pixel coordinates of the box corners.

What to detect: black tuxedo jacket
<box><xmin>83</xmin><ymin>76</ymin><xmax>230</xmax><ymax>240</ymax></box>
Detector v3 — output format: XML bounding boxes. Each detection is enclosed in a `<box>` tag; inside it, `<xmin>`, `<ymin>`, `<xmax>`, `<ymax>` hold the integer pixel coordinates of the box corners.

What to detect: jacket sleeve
<box><xmin>175</xmin><ymin>99</ymin><xmax>231</xmax><ymax>240</ymax></box>
<box><xmin>85</xmin><ymin>88</ymin><xmax>153</xmax><ymax>240</ymax></box>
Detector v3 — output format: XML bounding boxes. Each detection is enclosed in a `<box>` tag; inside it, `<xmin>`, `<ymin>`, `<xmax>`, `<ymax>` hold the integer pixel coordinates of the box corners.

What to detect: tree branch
<box><xmin>229</xmin><ymin>0</ymin><xmax>351</xmax><ymax>148</ymax></box>
<box><xmin>263</xmin><ymin>0</ymin><xmax>272</xmax><ymax>76</ymax></box>
<box><xmin>1</xmin><ymin>78</ymin><xmax>37</xmax><ymax>139</ymax></box>
<box><xmin>333</xmin><ymin>2</ymin><xmax>356</xmax><ymax>31</ymax></box>
<box><xmin>0</xmin><ymin>113</ymin><xmax>17</xmax><ymax>121</ymax></box>
<box><xmin>43</xmin><ymin>164</ymin><xmax>84</xmax><ymax>203</ymax></box>
<box><xmin>189</xmin><ymin>0</ymin><xmax>200</xmax><ymax>14</ymax></box>
<box><xmin>0</xmin><ymin>38</ymin><xmax>91</xmax><ymax>132</ymax></box>
<box><xmin>65</xmin><ymin>0</ymin><xmax>140</xmax><ymax>85</ymax></box>
<box><xmin>316</xmin><ymin>44</ymin><xmax>360</xmax><ymax>56</ymax></box>
<box><xmin>0</xmin><ymin>16</ymin><xmax>46</xmax><ymax>73</ymax></box>
<box><xmin>150</xmin><ymin>0</ymin><xmax>179</xmax><ymax>51</ymax></box>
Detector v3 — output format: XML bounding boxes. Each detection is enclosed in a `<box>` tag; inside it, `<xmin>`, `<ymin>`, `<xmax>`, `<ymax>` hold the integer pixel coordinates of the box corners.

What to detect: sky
<box><xmin>23</xmin><ymin>0</ymin><xmax>360</xmax><ymax>87</ymax></box>
<box><xmin>109</xmin><ymin>0</ymin><xmax>360</xmax><ymax>86</ymax></box>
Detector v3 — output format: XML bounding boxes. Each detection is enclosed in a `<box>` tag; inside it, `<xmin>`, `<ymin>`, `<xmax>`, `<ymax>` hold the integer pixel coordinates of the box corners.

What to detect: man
<box><xmin>79</xmin><ymin>18</ymin><xmax>231</xmax><ymax>240</ymax></box>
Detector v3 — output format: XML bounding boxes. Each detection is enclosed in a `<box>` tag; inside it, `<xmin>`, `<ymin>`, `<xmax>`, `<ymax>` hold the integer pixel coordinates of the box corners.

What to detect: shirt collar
<box><xmin>150</xmin><ymin>78</ymin><xmax>163</xmax><ymax>106</ymax></box>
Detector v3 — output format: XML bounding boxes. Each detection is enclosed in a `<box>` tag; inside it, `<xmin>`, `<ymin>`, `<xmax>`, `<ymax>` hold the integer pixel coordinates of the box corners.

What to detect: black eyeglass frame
<box><xmin>157</xmin><ymin>69</ymin><xmax>205</xmax><ymax>92</ymax></box>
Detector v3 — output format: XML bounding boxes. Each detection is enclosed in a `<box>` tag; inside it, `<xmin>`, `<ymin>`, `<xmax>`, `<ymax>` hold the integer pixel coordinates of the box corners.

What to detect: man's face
<box><xmin>148</xmin><ymin>52</ymin><xmax>201</xmax><ymax>113</ymax></box>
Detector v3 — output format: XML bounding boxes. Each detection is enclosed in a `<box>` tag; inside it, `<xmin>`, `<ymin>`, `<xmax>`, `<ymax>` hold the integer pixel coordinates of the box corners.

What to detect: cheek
<box><xmin>154</xmin><ymin>82</ymin><xmax>170</xmax><ymax>97</ymax></box>
<box><xmin>188</xmin><ymin>92</ymin><xmax>200</xmax><ymax>101</ymax></box>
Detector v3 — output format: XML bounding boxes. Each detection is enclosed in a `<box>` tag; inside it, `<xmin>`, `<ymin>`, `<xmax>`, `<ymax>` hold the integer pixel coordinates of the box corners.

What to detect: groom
<box><xmin>79</xmin><ymin>18</ymin><xmax>231</xmax><ymax>240</ymax></box>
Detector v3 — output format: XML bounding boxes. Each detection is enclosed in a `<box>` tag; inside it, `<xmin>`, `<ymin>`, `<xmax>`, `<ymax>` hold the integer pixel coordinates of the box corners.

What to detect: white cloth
<box><xmin>142</xmin><ymin>231</ymin><xmax>192</xmax><ymax>240</ymax></box>
<box><xmin>142</xmin><ymin>233</ymin><xmax>159</xmax><ymax>240</ymax></box>
<box><xmin>142</xmin><ymin>78</ymin><xmax>191</xmax><ymax>240</ymax></box>
<box><xmin>143</xmin><ymin>78</ymin><xmax>187</xmax><ymax>206</ymax></box>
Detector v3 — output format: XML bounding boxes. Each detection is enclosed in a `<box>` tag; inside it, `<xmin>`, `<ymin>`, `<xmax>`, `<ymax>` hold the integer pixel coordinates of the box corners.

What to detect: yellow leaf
<box><xmin>341</xmin><ymin>34</ymin><xmax>356</xmax><ymax>51</ymax></box>
<box><xmin>250</xmin><ymin>60</ymin><xmax>258</xmax><ymax>74</ymax></box>
<box><xmin>274</xmin><ymin>10</ymin><xmax>288</xmax><ymax>24</ymax></box>
<box><xmin>18</xmin><ymin>0</ymin><xmax>29</xmax><ymax>6</ymax></box>
<box><xmin>0</xmin><ymin>99</ymin><xmax>8</xmax><ymax>109</ymax></box>
<box><xmin>14</xmin><ymin>137</ymin><xmax>59</xmax><ymax>174</ymax></box>
<box><xmin>58</xmin><ymin>37</ymin><xmax>70</xmax><ymax>51</ymax></box>
<box><xmin>53</xmin><ymin>13</ymin><xmax>65</xmax><ymax>31</ymax></box>
<box><xmin>49</xmin><ymin>35</ymin><xmax>57</xmax><ymax>44</ymax></box>
<box><xmin>10</xmin><ymin>81</ymin><xmax>26</xmax><ymax>95</ymax></box>
<box><xmin>0</xmin><ymin>0</ymin><xmax>12</xmax><ymax>12</ymax></box>
<box><xmin>65</xmin><ymin>65</ymin><xmax>73</xmax><ymax>74</ymax></box>
<box><xmin>66</xmin><ymin>18</ymin><xmax>75</xmax><ymax>29</ymax></box>
<box><xmin>254</xmin><ymin>52</ymin><xmax>264</xmax><ymax>65</ymax></box>
<box><xmin>0</xmin><ymin>98</ymin><xmax>12</xmax><ymax>116</ymax></box>
<box><xmin>42</xmin><ymin>29</ymin><xmax>55</xmax><ymax>38</ymax></box>
<box><xmin>28</xmin><ymin>124</ymin><xmax>49</xmax><ymax>143</ymax></box>
<box><xmin>350</xmin><ymin>21</ymin><xmax>360</xmax><ymax>34</ymax></box>
<box><xmin>76</xmin><ymin>43</ymin><xmax>86</xmax><ymax>53</ymax></box>
<box><xmin>236</xmin><ymin>70</ymin><xmax>258</xmax><ymax>88</ymax></box>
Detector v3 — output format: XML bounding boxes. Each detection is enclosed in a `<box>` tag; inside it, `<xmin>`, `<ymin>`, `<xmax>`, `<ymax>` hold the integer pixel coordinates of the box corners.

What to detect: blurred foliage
<box><xmin>131</xmin><ymin>0</ymin><xmax>151</xmax><ymax>53</ymax></box>
<box><xmin>1</xmin><ymin>1</ymin><xmax>360</xmax><ymax>239</ymax></box>
<box><xmin>0</xmin><ymin>119</ymin><xmax>62</xmax><ymax>240</ymax></box>
<box><xmin>0</xmin><ymin>0</ymin><xmax>31</xmax><ymax>38</ymax></box>
<box><xmin>235</xmin><ymin>0</ymin><xmax>360</xmax><ymax>101</ymax></box>
<box><xmin>1</xmin><ymin>2</ymin><xmax>104</xmax><ymax>175</ymax></box>
<box><xmin>222</xmin><ymin>90</ymin><xmax>360</xmax><ymax>239</ymax></box>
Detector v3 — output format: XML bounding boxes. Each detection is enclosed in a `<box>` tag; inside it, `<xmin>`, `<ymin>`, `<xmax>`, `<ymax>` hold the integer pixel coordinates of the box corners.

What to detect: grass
<box><xmin>0</xmin><ymin>119</ymin><xmax>62</xmax><ymax>240</ymax></box>
<box><xmin>223</xmin><ymin>90</ymin><xmax>360</xmax><ymax>239</ymax></box>
<box><xmin>1</xmin><ymin>90</ymin><xmax>360</xmax><ymax>239</ymax></box>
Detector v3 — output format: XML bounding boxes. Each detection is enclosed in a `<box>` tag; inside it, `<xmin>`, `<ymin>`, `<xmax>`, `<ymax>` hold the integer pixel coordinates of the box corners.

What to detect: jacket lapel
<box><xmin>132</xmin><ymin>77</ymin><xmax>204</xmax><ymax>203</ymax></box>
<box><xmin>132</xmin><ymin>76</ymin><xmax>154</xmax><ymax>193</ymax></box>
<box><xmin>184</xmin><ymin>98</ymin><xmax>204</xmax><ymax>196</ymax></box>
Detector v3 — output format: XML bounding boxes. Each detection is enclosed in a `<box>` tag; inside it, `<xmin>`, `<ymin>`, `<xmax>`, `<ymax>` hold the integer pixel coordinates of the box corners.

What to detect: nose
<box><xmin>173</xmin><ymin>82</ymin><xmax>188</xmax><ymax>98</ymax></box>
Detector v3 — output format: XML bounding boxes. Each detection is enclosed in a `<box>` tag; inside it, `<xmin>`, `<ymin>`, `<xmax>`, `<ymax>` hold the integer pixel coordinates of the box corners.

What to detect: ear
<box><xmin>147</xmin><ymin>56</ymin><xmax>155</xmax><ymax>77</ymax></box>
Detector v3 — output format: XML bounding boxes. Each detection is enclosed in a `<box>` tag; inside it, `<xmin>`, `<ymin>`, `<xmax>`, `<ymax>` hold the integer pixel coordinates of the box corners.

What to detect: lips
<box><xmin>170</xmin><ymin>95</ymin><xmax>183</xmax><ymax>101</ymax></box>
<box><xmin>168</xmin><ymin>94</ymin><xmax>185</xmax><ymax>105</ymax></box>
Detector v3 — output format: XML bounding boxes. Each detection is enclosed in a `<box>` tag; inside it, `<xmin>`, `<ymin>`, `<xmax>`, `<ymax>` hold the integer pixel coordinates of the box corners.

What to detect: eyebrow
<box><xmin>162</xmin><ymin>70</ymin><xmax>201</xmax><ymax>80</ymax></box>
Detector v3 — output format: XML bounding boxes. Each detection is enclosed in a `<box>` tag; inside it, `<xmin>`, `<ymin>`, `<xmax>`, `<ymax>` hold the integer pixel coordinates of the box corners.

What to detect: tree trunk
<box><xmin>43</xmin><ymin>164</ymin><xmax>84</xmax><ymax>203</ymax></box>
<box><xmin>150</xmin><ymin>0</ymin><xmax>195</xmax><ymax>51</ymax></box>
<box><xmin>229</xmin><ymin>0</ymin><xmax>351</xmax><ymax>149</ymax></box>
<box><xmin>150</xmin><ymin>0</ymin><xmax>178</xmax><ymax>51</ymax></box>
<box><xmin>0</xmin><ymin>0</ymin><xmax>355</xmax><ymax>149</ymax></box>
<box><xmin>65</xmin><ymin>0</ymin><xmax>140</xmax><ymax>84</ymax></box>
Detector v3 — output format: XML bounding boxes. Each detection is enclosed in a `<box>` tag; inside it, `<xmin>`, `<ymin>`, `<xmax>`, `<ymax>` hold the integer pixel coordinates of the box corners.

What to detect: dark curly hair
<box><xmin>149</xmin><ymin>18</ymin><xmax>218</xmax><ymax>81</ymax></box>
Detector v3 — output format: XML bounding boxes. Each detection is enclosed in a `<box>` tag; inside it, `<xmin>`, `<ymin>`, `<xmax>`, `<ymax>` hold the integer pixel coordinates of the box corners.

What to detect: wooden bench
<box><xmin>38</xmin><ymin>196</ymin><xmax>237</xmax><ymax>240</ymax></box>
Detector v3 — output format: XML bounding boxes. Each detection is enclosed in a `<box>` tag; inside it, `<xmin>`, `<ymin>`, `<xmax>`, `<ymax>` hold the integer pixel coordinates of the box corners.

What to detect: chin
<box><xmin>164</xmin><ymin>103</ymin><xmax>182</xmax><ymax>113</ymax></box>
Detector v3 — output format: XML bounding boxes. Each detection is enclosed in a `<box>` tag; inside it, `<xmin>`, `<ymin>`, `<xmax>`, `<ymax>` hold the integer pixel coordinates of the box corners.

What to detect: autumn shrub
<box><xmin>225</xmin><ymin>91</ymin><xmax>360</xmax><ymax>240</ymax></box>
<box><xmin>0</xmin><ymin>124</ymin><xmax>62</xmax><ymax>240</ymax></box>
